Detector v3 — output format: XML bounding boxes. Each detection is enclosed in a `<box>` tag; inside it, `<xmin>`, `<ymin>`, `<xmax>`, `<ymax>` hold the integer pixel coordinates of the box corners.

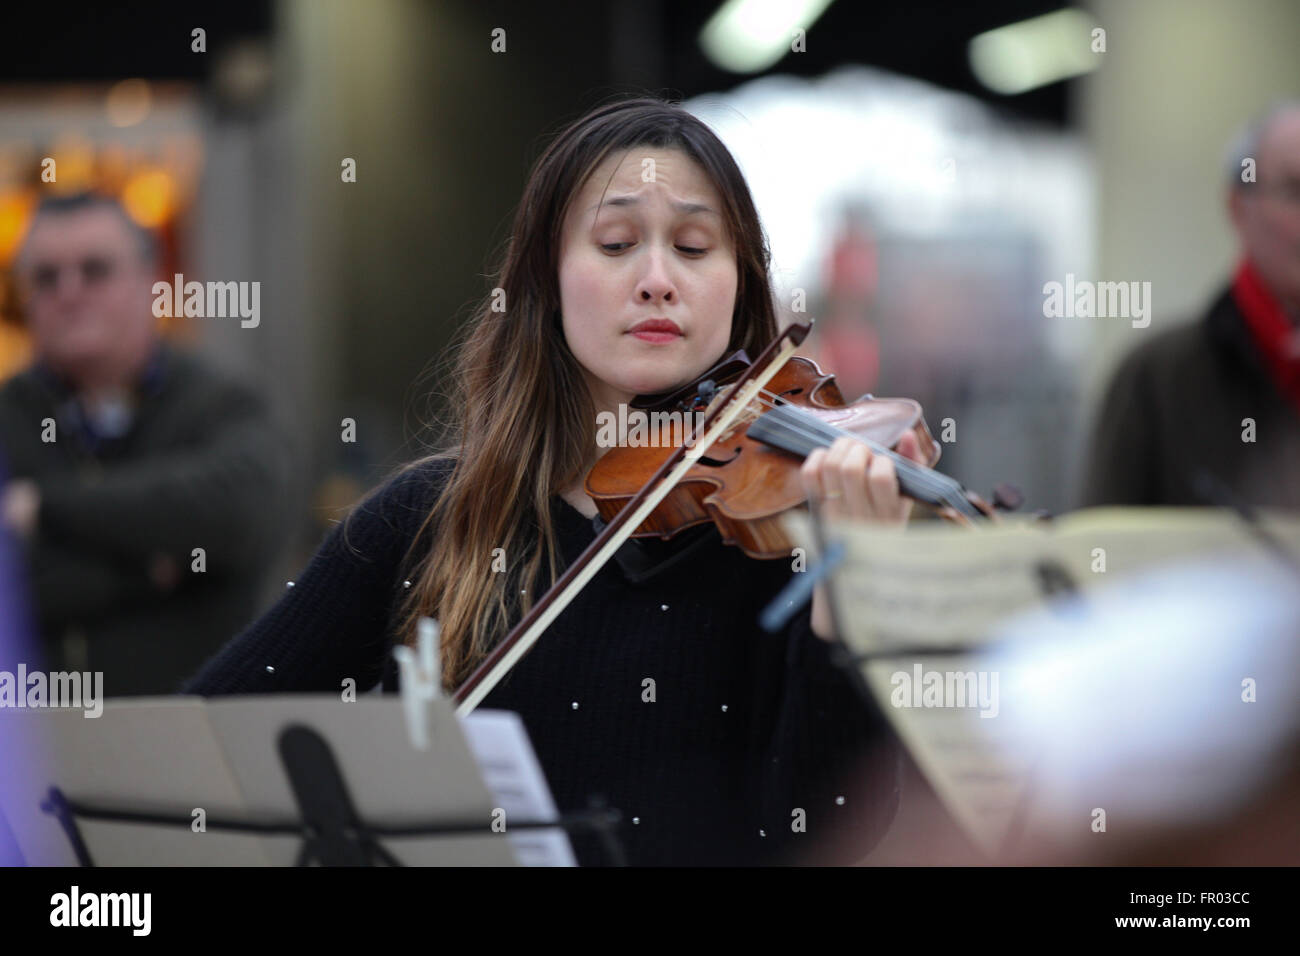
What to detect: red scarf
<box><xmin>1232</xmin><ymin>259</ymin><xmax>1300</xmax><ymax>416</ymax></box>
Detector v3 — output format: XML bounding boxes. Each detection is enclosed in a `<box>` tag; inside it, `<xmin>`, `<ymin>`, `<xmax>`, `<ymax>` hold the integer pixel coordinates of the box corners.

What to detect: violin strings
<box><xmin>710</xmin><ymin>384</ymin><xmax>945</xmax><ymax>489</ymax></box>
<box><xmin>758</xmin><ymin>406</ymin><xmax>969</xmax><ymax>511</ymax></box>
<box><xmin>701</xmin><ymin>385</ymin><xmax>934</xmax><ymax>482</ymax></box>
<box><xmin>686</xmin><ymin>382</ymin><xmax>975</xmax><ymax>515</ymax></box>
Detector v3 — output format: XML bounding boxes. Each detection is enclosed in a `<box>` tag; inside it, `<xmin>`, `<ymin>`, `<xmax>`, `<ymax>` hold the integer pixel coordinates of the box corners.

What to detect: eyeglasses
<box><xmin>24</xmin><ymin>256</ymin><xmax>122</xmax><ymax>295</ymax></box>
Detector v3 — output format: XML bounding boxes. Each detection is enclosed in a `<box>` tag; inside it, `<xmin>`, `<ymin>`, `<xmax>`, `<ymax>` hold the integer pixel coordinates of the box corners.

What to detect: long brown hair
<box><xmin>396</xmin><ymin>96</ymin><xmax>780</xmax><ymax>690</ymax></box>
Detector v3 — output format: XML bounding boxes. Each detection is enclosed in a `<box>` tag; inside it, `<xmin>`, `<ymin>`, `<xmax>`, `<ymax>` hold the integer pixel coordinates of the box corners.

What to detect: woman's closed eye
<box><xmin>599</xmin><ymin>242</ymin><xmax>709</xmax><ymax>255</ymax></box>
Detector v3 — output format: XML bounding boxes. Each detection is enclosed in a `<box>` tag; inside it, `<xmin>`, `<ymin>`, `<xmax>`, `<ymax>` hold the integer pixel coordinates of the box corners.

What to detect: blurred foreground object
<box><xmin>990</xmin><ymin>556</ymin><xmax>1300</xmax><ymax>865</ymax></box>
<box><xmin>784</xmin><ymin>506</ymin><xmax>1300</xmax><ymax>864</ymax></box>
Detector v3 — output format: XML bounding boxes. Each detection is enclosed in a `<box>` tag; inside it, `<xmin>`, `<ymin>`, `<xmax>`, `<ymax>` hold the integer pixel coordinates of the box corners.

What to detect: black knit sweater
<box><xmin>182</xmin><ymin>457</ymin><xmax>902</xmax><ymax>866</ymax></box>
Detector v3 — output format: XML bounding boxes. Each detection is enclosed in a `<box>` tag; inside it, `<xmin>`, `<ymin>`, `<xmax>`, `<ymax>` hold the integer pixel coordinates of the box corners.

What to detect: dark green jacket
<box><xmin>0</xmin><ymin>343</ymin><xmax>292</xmax><ymax>694</ymax></box>
<box><xmin>1082</xmin><ymin>286</ymin><xmax>1300</xmax><ymax>509</ymax></box>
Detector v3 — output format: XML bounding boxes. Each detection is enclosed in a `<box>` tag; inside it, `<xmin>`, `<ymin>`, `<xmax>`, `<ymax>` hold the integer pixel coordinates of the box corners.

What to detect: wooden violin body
<box><xmin>585</xmin><ymin>352</ymin><xmax>994</xmax><ymax>560</ymax></box>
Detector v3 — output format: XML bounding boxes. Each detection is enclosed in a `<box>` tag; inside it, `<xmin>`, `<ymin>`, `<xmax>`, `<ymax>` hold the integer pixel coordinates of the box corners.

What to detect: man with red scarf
<box><xmin>1084</xmin><ymin>102</ymin><xmax>1300</xmax><ymax>509</ymax></box>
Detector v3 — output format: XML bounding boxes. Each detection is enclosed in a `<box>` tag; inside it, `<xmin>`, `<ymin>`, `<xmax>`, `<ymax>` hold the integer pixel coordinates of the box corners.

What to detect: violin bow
<box><xmin>452</xmin><ymin>320</ymin><xmax>812</xmax><ymax>714</ymax></box>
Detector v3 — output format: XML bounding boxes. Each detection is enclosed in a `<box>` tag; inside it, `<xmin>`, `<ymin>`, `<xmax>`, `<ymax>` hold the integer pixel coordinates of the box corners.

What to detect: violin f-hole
<box><xmin>697</xmin><ymin>445</ymin><xmax>742</xmax><ymax>467</ymax></box>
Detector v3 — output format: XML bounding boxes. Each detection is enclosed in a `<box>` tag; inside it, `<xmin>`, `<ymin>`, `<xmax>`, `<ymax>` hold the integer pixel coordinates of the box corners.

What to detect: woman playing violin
<box><xmin>184</xmin><ymin>96</ymin><xmax>928</xmax><ymax>866</ymax></box>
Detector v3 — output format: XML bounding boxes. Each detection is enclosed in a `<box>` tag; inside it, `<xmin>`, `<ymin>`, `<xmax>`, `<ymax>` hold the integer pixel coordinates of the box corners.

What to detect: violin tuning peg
<box><xmin>991</xmin><ymin>482</ymin><xmax>1024</xmax><ymax>513</ymax></box>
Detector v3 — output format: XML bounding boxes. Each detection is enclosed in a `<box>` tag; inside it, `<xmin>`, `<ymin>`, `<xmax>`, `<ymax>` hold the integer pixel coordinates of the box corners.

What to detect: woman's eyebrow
<box><xmin>588</xmin><ymin>195</ymin><xmax>719</xmax><ymax>217</ymax></box>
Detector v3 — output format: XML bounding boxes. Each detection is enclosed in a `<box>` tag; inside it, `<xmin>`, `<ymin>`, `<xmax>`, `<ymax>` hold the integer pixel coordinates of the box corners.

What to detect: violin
<box><xmin>585</xmin><ymin>346</ymin><xmax>1012</xmax><ymax>557</ymax></box>
<box><xmin>452</xmin><ymin>320</ymin><xmax>1020</xmax><ymax>712</ymax></box>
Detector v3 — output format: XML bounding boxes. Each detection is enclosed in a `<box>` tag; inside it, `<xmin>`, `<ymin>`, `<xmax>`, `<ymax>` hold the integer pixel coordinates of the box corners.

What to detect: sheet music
<box><xmin>461</xmin><ymin>710</ymin><xmax>577</xmax><ymax>866</ymax></box>
<box><xmin>783</xmin><ymin>507</ymin><xmax>1300</xmax><ymax>858</ymax></box>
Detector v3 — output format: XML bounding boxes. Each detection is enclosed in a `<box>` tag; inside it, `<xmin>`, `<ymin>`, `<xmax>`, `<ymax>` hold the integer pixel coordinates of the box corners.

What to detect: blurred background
<box><xmin>1</xmin><ymin>0</ymin><xmax>1296</xmax><ymax>560</ymax></box>
<box><xmin>0</xmin><ymin>0</ymin><xmax>1295</xmax><ymax>644</ymax></box>
<box><xmin>0</xmin><ymin>0</ymin><xmax>1297</xmax><ymax>869</ymax></box>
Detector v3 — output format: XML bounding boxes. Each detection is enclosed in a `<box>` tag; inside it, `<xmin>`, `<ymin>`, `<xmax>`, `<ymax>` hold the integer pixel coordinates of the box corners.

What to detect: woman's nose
<box><xmin>635</xmin><ymin>247</ymin><xmax>676</xmax><ymax>303</ymax></box>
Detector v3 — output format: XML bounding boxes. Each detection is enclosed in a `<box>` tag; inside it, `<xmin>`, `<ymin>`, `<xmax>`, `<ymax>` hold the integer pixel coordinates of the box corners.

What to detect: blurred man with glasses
<box><xmin>0</xmin><ymin>193</ymin><xmax>290</xmax><ymax>695</ymax></box>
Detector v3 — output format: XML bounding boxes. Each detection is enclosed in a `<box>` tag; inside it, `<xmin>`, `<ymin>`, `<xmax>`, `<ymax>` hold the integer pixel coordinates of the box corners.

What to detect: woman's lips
<box><xmin>627</xmin><ymin>319</ymin><xmax>682</xmax><ymax>343</ymax></box>
<box><xmin>630</xmin><ymin>330</ymin><xmax>681</xmax><ymax>343</ymax></box>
